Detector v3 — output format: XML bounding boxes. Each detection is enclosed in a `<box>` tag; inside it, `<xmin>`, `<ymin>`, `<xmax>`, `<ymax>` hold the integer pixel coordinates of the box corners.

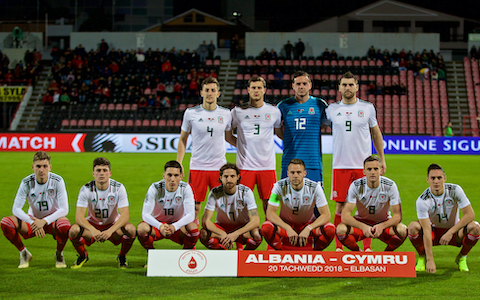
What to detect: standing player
<box><xmin>69</xmin><ymin>157</ymin><xmax>136</xmax><ymax>268</ymax></box>
<box><xmin>1</xmin><ymin>151</ymin><xmax>70</xmax><ymax>268</ymax></box>
<box><xmin>137</xmin><ymin>161</ymin><xmax>198</xmax><ymax>251</ymax></box>
<box><xmin>261</xmin><ymin>159</ymin><xmax>335</xmax><ymax>250</ymax></box>
<box><xmin>326</xmin><ymin>71</ymin><xmax>386</xmax><ymax>251</ymax></box>
<box><xmin>408</xmin><ymin>164</ymin><xmax>480</xmax><ymax>273</ymax></box>
<box><xmin>277</xmin><ymin>71</ymin><xmax>329</xmax><ymax>183</ymax></box>
<box><xmin>226</xmin><ymin>76</ymin><xmax>282</xmax><ymax>212</ymax></box>
<box><xmin>336</xmin><ymin>156</ymin><xmax>407</xmax><ymax>251</ymax></box>
<box><xmin>177</xmin><ymin>77</ymin><xmax>232</xmax><ymax>222</ymax></box>
<box><xmin>200</xmin><ymin>163</ymin><xmax>262</xmax><ymax>250</ymax></box>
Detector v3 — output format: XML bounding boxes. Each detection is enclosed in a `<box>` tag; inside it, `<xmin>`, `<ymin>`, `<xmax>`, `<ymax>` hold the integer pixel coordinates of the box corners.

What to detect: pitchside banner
<box><xmin>0</xmin><ymin>86</ymin><xmax>27</xmax><ymax>102</ymax></box>
<box><xmin>1</xmin><ymin>133</ymin><xmax>479</xmax><ymax>155</ymax></box>
<box><xmin>147</xmin><ymin>250</ymin><xmax>416</xmax><ymax>278</ymax></box>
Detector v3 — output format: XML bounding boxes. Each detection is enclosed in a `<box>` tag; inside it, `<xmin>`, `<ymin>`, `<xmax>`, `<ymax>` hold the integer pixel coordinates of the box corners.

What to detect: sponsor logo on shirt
<box><xmin>245</xmin><ymin>115</ymin><xmax>250</xmax><ymax>119</ymax></box>
<box><xmin>218</xmin><ymin>116</ymin><xmax>224</xmax><ymax>124</ymax></box>
<box><xmin>265</xmin><ymin>113</ymin><xmax>271</xmax><ymax>121</ymax></box>
<box><xmin>159</xmin><ymin>199</ymin><xmax>164</xmax><ymax>204</ymax></box>
<box><xmin>198</xmin><ymin>118</ymin><xmax>204</xmax><ymax>122</ymax></box>
<box><xmin>360</xmin><ymin>197</ymin><xmax>367</xmax><ymax>202</ymax></box>
<box><xmin>336</xmin><ymin>112</ymin><xmax>342</xmax><ymax>116</ymax></box>
<box><xmin>287</xmin><ymin>111</ymin><xmax>293</xmax><ymax>115</ymax></box>
<box><xmin>358</xmin><ymin>110</ymin><xmax>365</xmax><ymax>118</ymax></box>
<box><xmin>308</xmin><ymin>107</ymin><xmax>315</xmax><ymax>115</ymax></box>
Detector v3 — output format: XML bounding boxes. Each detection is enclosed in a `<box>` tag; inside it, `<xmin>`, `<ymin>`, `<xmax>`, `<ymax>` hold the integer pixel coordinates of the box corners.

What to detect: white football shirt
<box><xmin>231</xmin><ymin>103</ymin><xmax>282</xmax><ymax>170</ymax></box>
<box><xmin>181</xmin><ymin>105</ymin><xmax>232</xmax><ymax>170</ymax></box>
<box><xmin>268</xmin><ymin>178</ymin><xmax>328</xmax><ymax>224</ymax></box>
<box><xmin>76</xmin><ymin>179</ymin><xmax>129</xmax><ymax>226</ymax></box>
<box><xmin>13</xmin><ymin>173</ymin><xmax>68</xmax><ymax>225</ymax></box>
<box><xmin>205</xmin><ymin>184</ymin><xmax>257</xmax><ymax>226</ymax></box>
<box><xmin>142</xmin><ymin>180</ymin><xmax>195</xmax><ymax>232</ymax></box>
<box><xmin>416</xmin><ymin>183</ymin><xmax>471</xmax><ymax>229</ymax></box>
<box><xmin>326</xmin><ymin>99</ymin><xmax>378</xmax><ymax>169</ymax></box>
<box><xmin>346</xmin><ymin>176</ymin><xmax>401</xmax><ymax>223</ymax></box>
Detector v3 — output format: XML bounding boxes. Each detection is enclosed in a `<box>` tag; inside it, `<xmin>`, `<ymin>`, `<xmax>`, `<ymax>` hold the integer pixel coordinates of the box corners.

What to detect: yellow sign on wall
<box><xmin>0</xmin><ymin>86</ymin><xmax>27</xmax><ymax>102</ymax></box>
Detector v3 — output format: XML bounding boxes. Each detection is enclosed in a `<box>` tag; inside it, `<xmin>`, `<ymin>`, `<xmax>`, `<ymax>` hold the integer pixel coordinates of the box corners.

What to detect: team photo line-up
<box><xmin>2</xmin><ymin>72</ymin><xmax>479</xmax><ymax>275</ymax></box>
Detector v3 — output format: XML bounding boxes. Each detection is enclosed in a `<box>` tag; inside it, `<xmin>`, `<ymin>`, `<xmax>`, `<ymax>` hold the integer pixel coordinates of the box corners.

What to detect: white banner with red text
<box><xmin>146</xmin><ymin>250</ymin><xmax>416</xmax><ymax>277</ymax></box>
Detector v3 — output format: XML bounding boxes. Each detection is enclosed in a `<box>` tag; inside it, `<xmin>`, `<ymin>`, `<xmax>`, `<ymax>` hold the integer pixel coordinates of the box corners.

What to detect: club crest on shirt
<box><xmin>308</xmin><ymin>107</ymin><xmax>315</xmax><ymax>115</ymax></box>
<box><xmin>303</xmin><ymin>196</ymin><xmax>311</xmax><ymax>203</ymax></box>
<box><xmin>107</xmin><ymin>195</ymin><xmax>116</xmax><ymax>205</ymax></box>
<box><xmin>358</xmin><ymin>110</ymin><xmax>365</xmax><ymax>118</ymax></box>
<box><xmin>175</xmin><ymin>196</ymin><xmax>182</xmax><ymax>204</ymax></box>
<box><xmin>445</xmin><ymin>199</ymin><xmax>454</xmax><ymax>207</ymax></box>
<box><xmin>236</xmin><ymin>199</ymin><xmax>245</xmax><ymax>208</ymax></box>
<box><xmin>378</xmin><ymin>193</ymin><xmax>388</xmax><ymax>203</ymax></box>
<box><xmin>218</xmin><ymin>116</ymin><xmax>224</xmax><ymax>124</ymax></box>
<box><xmin>47</xmin><ymin>189</ymin><xmax>55</xmax><ymax>197</ymax></box>
<box><xmin>265</xmin><ymin>113</ymin><xmax>271</xmax><ymax>121</ymax></box>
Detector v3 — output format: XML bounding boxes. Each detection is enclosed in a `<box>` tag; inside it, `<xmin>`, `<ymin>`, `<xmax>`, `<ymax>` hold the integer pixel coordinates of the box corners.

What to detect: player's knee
<box><xmin>124</xmin><ymin>223</ymin><xmax>136</xmax><ymax>238</ymax></box>
<box><xmin>467</xmin><ymin>221</ymin><xmax>480</xmax><ymax>235</ymax></box>
<box><xmin>1</xmin><ymin>216</ymin><xmax>17</xmax><ymax>231</ymax></box>
<box><xmin>186</xmin><ymin>222</ymin><xmax>198</xmax><ymax>232</ymax></box>
<box><xmin>396</xmin><ymin>223</ymin><xmax>408</xmax><ymax>237</ymax></box>
<box><xmin>199</xmin><ymin>228</ymin><xmax>210</xmax><ymax>243</ymax></box>
<box><xmin>336</xmin><ymin>223</ymin><xmax>348</xmax><ymax>236</ymax></box>
<box><xmin>323</xmin><ymin>223</ymin><xmax>336</xmax><ymax>239</ymax></box>
<box><xmin>260</xmin><ymin>221</ymin><xmax>274</xmax><ymax>236</ymax></box>
<box><xmin>68</xmin><ymin>224</ymin><xmax>81</xmax><ymax>239</ymax></box>
<box><xmin>136</xmin><ymin>222</ymin><xmax>150</xmax><ymax>236</ymax></box>
<box><xmin>407</xmin><ymin>221</ymin><xmax>421</xmax><ymax>235</ymax></box>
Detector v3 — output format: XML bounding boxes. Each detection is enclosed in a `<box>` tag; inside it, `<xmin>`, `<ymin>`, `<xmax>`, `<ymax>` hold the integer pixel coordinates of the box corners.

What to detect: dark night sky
<box><xmin>177</xmin><ymin>0</ymin><xmax>480</xmax><ymax>31</ymax></box>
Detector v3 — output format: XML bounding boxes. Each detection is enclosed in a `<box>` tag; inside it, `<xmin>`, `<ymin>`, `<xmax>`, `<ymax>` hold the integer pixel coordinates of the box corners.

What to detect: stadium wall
<box><xmin>246</xmin><ymin>32</ymin><xmax>440</xmax><ymax>58</ymax></box>
<box><xmin>1</xmin><ymin>133</ymin><xmax>479</xmax><ymax>155</ymax></box>
<box><xmin>70</xmin><ymin>32</ymin><xmax>217</xmax><ymax>52</ymax></box>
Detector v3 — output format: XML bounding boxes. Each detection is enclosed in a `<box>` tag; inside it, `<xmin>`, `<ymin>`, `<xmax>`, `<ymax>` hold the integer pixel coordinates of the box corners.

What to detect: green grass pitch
<box><xmin>0</xmin><ymin>152</ymin><xmax>479</xmax><ymax>299</ymax></box>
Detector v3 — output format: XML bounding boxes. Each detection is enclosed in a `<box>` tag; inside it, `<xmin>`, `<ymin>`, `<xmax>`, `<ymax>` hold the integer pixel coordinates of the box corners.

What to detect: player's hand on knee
<box><xmin>34</xmin><ymin>227</ymin><xmax>46</xmax><ymax>238</ymax></box>
<box><xmin>439</xmin><ymin>231</ymin><xmax>453</xmax><ymax>245</ymax></box>
<box><xmin>31</xmin><ymin>219</ymin><xmax>47</xmax><ymax>232</ymax></box>
<box><xmin>371</xmin><ymin>224</ymin><xmax>385</xmax><ymax>238</ymax></box>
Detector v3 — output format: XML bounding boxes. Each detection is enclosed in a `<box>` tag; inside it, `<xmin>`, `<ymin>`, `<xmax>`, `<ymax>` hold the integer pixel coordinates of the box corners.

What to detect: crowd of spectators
<box><xmin>44</xmin><ymin>42</ymin><xmax>215</xmax><ymax>109</ymax></box>
<box><xmin>0</xmin><ymin>50</ymin><xmax>42</xmax><ymax>86</ymax></box>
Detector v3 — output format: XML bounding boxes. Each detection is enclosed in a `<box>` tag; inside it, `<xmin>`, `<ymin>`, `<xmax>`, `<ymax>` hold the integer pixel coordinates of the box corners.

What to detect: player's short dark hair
<box><xmin>338</xmin><ymin>71</ymin><xmax>358</xmax><ymax>85</ymax></box>
<box><xmin>219</xmin><ymin>163</ymin><xmax>240</xmax><ymax>177</ymax></box>
<box><xmin>292</xmin><ymin>71</ymin><xmax>311</xmax><ymax>83</ymax></box>
<box><xmin>164</xmin><ymin>160</ymin><xmax>183</xmax><ymax>172</ymax></box>
<box><xmin>33</xmin><ymin>151</ymin><xmax>51</xmax><ymax>163</ymax></box>
<box><xmin>248</xmin><ymin>75</ymin><xmax>266</xmax><ymax>88</ymax></box>
<box><xmin>288</xmin><ymin>158</ymin><xmax>306</xmax><ymax>168</ymax></box>
<box><xmin>364</xmin><ymin>155</ymin><xmax>381</xmax><ymax>166</ymax></box>
<box><xmin>201</xmin><ymin>77</ymin><xmax>220</xmax><ymax>90</ymax></box>
<box><xmin>427</xmin><ymin>163</ymin><xmax>444</xmax><ymax>175</ymax></box>
<box><xmin>93</xmin><ymin>157</ymin><xmax>111</xmax><ymax>170</ymax></box>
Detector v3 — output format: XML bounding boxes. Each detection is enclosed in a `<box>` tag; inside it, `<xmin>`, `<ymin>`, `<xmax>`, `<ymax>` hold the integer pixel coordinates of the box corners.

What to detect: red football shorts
<box><xmin>188</xmin><ymin>170</ymin><xmax>221</xmax><ymax>203</ymax></box>
<box><xmin>331</xmin><ymin>169</ymin><xmax>364</xmax><ymax>203</ymax></box>
<box><xmin>240</xmin><ymin>170</ymin><xmax>276</xmax><ymax>200</ymax></box>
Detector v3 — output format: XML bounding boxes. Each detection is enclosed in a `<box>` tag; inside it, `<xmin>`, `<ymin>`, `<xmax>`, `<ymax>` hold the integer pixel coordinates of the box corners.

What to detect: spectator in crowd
<box><xmin>322</xmin><ymin>48</ymin><xmax>331</xmax><ymax>61</ymax></box>
<box><xmin>295</xmin><ymin>38</ymin><xmax>305</xmax><ymax>60</ymax></box>
<box><xmin>199</xmin><ymin>41</ymin><xmax>208</xmax><ymax>62</ymax></box>
<box><xmin>367</xmin><ymin>46</ymin><xmax>376</xmax><ymax>60</ymax></box>
<box><xmin>284</xmin><ymin>41</ymin><xmax>294</xmax><ymax>60</ymax></box>
<box><xmin>330</xmin><ymin>50</ymin><xmax>338</xmax><ymax>61</ymax></box>
<box><xmin>208</xmin><ymin>40</ymin><xmax>216</xmax><ymax>59</ymax></box>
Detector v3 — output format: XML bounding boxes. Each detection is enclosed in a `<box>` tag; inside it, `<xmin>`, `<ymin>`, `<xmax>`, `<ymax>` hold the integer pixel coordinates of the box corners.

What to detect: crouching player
<box><xmin>336</xmin><ymin>156</ymin><xmax>407</xmax><ymax>251</ymax></box>
<box><xmin>200</xmin><ymin>163</ymin><xmax>262</xmax><ymax>250</ymax></box>
<box><xmin>137</xmin><ymin>161</ymin><xmax>199</xmax><ymax>252</ymax></box>
<box><xmin>69</xmin><ymin>157</ymin><xmax>136</xmax><ymax>269</ymax></box>
<box><xmin>1</xmin><ymin>151</ymin><xmax>70</xmax><ymax>268</ymax></box>
<box><xmin>261</xmin><ymin>159</ymin><xmax>335</xmax><ymax>250</ymax></box>
<box><xmin>408</xmin><ymin>164</ymin><xmax>480</xmax><ymax>273</ymax></box>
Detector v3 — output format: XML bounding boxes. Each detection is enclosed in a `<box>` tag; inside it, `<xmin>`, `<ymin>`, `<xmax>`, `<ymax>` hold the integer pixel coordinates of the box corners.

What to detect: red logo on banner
<box><xmin>237</xmin><ymin>251</ymin><xmax>416</xmax><ymax>277</ymax></box>
<box><xmin>178</xmin><ymin>251</ymin><xmax>207</xmax><ymax>275</ymax></box>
